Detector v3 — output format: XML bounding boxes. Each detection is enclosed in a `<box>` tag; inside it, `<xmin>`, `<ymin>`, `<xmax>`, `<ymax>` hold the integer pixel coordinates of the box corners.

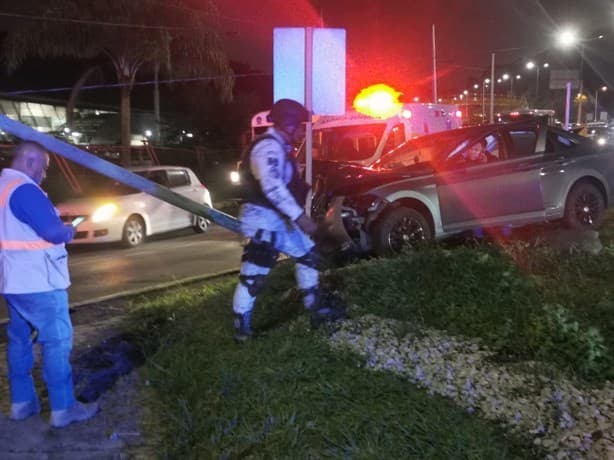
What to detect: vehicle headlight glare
<box><xmin>230</xmin><ymin>171</ymin><xmax>240</xmax><ymax>184</ymax></box>
<box><xmin>91</xmin><ymin>203</ymin><xmax>118</xmax><ymax>223</ymax></box>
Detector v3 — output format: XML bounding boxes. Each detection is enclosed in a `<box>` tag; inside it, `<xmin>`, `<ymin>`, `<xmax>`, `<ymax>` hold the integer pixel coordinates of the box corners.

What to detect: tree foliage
<box><xmin>2</xmin><ymin>0</ymin><xmax>234</xmax><ymax>165</ymax></box>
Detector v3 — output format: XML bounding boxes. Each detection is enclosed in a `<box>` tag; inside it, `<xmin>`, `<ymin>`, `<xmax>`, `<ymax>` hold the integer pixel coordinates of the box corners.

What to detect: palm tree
<box><xmin>3</xmin><ymin>0</ymin><xmax>234</xmax><ymax>165</ymax></box>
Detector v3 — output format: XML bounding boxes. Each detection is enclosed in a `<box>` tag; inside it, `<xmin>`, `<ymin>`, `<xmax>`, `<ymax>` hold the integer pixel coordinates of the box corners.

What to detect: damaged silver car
<box><xmin>314</xmin><ymin>118</ymin><xmax>614</xmax><ymax>256</ymax></box>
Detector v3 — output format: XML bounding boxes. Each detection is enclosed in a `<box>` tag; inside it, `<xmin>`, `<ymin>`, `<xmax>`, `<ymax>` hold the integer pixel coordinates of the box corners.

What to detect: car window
<box><xmin>318</xmin><ymin>123</ymin><xmax>386</xmax><ymax>162</ymax></box>
<box><xmin>445</xmin><ymin>134</ymin><xmax>500</xmax><ymax>168</ymax></box>
<box><xmin>137</xmin><ymin>170</ymin><xmax>168</xmax><ymax>186</ymax></box>
<box><xmin>545</xmin><ymin>130</ymin><xmax>580</xmax><ymax>152</ymax></box>
<box><xmin>505</xmin><ymin>129</ymin><xmax>537</xmax><ymax>157</ymax></box>
<box><xmin>81</xmin><ymin>175</ymin><xmax>138</xmax><ymax>196</ymax></box>
<box><xmin>166</xmin><ymin>169</ymin><xmax>190</xmax><ymax>187</ymax></box>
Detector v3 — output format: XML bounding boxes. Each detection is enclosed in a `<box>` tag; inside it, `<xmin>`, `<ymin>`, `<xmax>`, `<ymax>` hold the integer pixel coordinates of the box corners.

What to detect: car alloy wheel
<box><xmin>373</xmin><ymin>207</ymin><xmax>433</xmax><ymax>256</ymax></box>
<box><xmin>122</xmin><ymin>216</ymin><xmax>145</xmax><ymax>247</ymax></box>
<box><xmin>193</xmin><ymin>216</ymin><xmax>209</xmax><ymax>233</ymax></box>
<box><xmin>564</xmin><ymin>182</ymin><xmax>605</xmax><ymax>231</ymax></box>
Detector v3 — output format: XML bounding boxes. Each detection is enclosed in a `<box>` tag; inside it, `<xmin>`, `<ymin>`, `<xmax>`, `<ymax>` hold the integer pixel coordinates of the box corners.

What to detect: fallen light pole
<box><xmin>0</xmin><ymin>115</ymin><xmax>241</xmax><ymax>234</ymax></box>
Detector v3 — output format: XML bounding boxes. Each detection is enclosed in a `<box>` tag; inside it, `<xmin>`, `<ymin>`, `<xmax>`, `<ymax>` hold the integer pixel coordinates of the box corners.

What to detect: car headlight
<box><xmin>91</xmin><ymin>203</ymin><xmax>118</xmax><ymax>223</ymax></box>
<box><xmin>230</xmin><ymin>170</ymin><xmax>240</xmax><ymax>184</ymax></box>
<box><xmin>342</xmin><ymin>194</ymin><xmax>383</xmax><ymax>214</ymax></box>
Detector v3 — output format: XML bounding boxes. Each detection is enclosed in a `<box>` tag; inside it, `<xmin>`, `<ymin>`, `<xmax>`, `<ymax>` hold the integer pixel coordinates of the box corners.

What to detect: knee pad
<box><xmin>296</xmin><ymin>248</ymin><xmax>319</xmax><ymax>269</ymax></box>
<box><xmin>242</xmin><ymin>239</ymin><xmax>279</xmax><ymax>268</ymax></box>
<box><xmin>239</xmin><ymin>274</ymin><xmax>268</xmax><ymax>297</ymax></box>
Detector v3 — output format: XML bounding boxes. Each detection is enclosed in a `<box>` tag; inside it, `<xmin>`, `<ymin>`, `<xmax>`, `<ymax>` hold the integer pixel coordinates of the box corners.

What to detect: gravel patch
<box><xmin>326</xmin><ymin>313</ymin><xmax>614</xmax><ymax>460</ymax></box>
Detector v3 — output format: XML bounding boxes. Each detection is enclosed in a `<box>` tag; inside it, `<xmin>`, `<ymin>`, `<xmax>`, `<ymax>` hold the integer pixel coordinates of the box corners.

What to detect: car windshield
<box><xmin>301</xmin><ymin>123</ymin><xmax>386</xmax><ymax>162</ymax></box>
<box><xmin>373</xmin><ymin>130</ymin><xmax>472</xmax><ymax>170</ymax></box>
<box><xmin>79</xmin><ymin>172</ymin><xmax>144</xmax><ymax>196</ymax></box>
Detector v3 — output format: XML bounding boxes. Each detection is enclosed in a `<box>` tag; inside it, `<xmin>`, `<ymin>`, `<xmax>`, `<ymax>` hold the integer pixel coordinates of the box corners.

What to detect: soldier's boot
<box><xmin>309</xmin><ymin>290</ymin><xmax>347</xmax><ymax>329</ymax></box>
<box><xmin>234</xmin><ymin>311</ymin><xmax>254</xmax><ymax>343</ymax></box>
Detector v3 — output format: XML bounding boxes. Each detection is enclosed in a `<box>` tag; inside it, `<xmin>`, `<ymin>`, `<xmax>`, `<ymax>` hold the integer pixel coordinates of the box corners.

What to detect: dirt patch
<box><xmin>0</xmin><ymin>303</ymin><xmax>155</xmax><ymax>459</ymax></box>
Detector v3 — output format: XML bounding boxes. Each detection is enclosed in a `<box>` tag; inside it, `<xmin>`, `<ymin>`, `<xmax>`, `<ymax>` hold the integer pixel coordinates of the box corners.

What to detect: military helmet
<box><xmin>269</xmin><ymin>99</ymin><xmax>310</xmax><ymax>126</ymax></box>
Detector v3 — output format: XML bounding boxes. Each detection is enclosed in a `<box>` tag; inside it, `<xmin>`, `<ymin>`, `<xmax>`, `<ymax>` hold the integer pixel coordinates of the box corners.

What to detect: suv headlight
<box><xmin>342</xmin><ymin>194</ymin><xmax>384</xmax><ymax>215</ymax></box>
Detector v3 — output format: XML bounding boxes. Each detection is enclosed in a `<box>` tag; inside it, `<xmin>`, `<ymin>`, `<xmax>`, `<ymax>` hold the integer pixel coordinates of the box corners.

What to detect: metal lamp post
<box><xmin>525</xmin><ymin>61</ymin><xmax>549</xmax><ymax>105</ymax></box>
<box><xmin>594</xmin><ymin>86</ymin><xmax>607</xmax><ymax>122</ymax></box>
<box><xmin>482</xmin><ymin>78</ymin><xmax>490</xmax><ymax>123</ymax></box>
<box><xmin>556</xmin><ymin>28</ymin><xmax>605</xmax><ymax>125</ymax></box>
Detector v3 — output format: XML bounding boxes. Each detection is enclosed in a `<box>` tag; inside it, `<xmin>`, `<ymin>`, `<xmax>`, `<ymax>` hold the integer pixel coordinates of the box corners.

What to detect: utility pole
<box><xmin>576</xmin><ymin>44</ymin><xmax>585</xmax><ymax>125</ymax></box>
<box><xmin>432</xmin><ymin>24</ymin><xmax>438</xmax><ymax>103</ymax></box>
<box><xmin>489</xmin><ymin>53</ymin><xmax>495</xmax><ymax>123</ymax></box>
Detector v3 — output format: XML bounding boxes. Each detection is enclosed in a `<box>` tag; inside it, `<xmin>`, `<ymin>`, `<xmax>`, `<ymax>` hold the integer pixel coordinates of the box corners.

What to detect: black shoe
<box><xmin>234</xmin><ymin>312</ymin><xmax>253</xmax><ymax>343</ymax></box>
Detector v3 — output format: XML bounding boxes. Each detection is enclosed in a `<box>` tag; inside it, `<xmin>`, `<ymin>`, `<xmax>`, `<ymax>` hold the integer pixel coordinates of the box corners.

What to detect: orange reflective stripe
<box><xmin>0</xmin><ymin>178</ymin><xmax>27</xmax><ymax>207</ymax></box>
<box><xmin>0</xmin><ymin>240</ymin><xmax>56</xmax><ymax>250</ymax></box>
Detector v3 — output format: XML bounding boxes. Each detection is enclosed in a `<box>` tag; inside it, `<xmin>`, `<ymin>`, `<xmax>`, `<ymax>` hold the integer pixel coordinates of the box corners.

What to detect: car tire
<box><xmin>372</xmin><ymin>207</ymin><xmax>433</xmax><ymax>256</ymax></box>
<box><xmin>122</xmin><ymin>215</ymin><xmax>146</xmax><ymax>247</ymax></box>
<box><xmin>193</xmin><ymin>215</ymin><xmax>209</xmax><ymax>233</ymax></box>
<box><xmin>564</xmin><ymin>181</ymin><xmax>606</xmax><ymax>231</ymax></box>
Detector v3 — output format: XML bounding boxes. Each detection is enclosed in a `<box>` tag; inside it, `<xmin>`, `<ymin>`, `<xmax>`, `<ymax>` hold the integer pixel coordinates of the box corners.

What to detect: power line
<box><xmin>2</xmin><ymin>72</ymin><xmax>272</xmax><ymax>96</ymax></box>
<box><xmin>0</xmin><ymin>11</ymin><xmax>183</xmax><ymax>30</ymax></box>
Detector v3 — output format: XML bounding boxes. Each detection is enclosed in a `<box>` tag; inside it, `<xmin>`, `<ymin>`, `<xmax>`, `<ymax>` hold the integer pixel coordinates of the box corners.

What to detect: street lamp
<box><xmin>502</xmin><ymin>73</ymin><xmax>510</xmax><ymax>91</ymax></box>
<box><xmin>594</xmin><ymin>86</ymin><xmax>607</xmax><ymax>122</ymax></box>
<box><xmin>525</xmin><ymin>61</ymin><xmax>549</xmax><ymax>104</ymax></box>
<box><xmin>556</xmin><ymin>27</ymin><xmax>605</xmax><ymax>124</ymax></box>
<box><xmin>481</xmin><ymin>78</ymin><xmax>490</xmax><ymax>122</ymax></box>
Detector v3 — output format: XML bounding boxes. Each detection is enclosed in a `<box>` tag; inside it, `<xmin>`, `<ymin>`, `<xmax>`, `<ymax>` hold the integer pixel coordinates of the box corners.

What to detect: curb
<box><xmin>0</xmin><ymin>268</ymin><xmax>240</xmax><ymax>326</ymax></box>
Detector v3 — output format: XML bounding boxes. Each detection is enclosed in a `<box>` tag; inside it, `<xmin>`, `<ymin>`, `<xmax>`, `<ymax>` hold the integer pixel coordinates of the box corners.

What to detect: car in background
<box><xmin>56</xmin><ymin>165</ymin><xmax>212</xmax><ymax>247</ymax></box>
<box><xmin>317</xmin><ymin>118</ymin><xmax>614</xmax><ymax>256</ymax></box>
<box><xmin>583</xmin><ymin>122</ymin><xmax>613</xmax><ymax>146</ymax></box>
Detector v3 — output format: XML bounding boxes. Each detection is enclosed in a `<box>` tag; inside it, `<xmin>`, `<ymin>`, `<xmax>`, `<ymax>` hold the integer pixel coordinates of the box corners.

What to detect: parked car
<box><xmin>316</xmin><ymin>118</ymin><xmax>614</xmax><ymax>256</ymax></box>
<box><xmin>56</xmin><ymin>165</ymin><xmax>212</xmax><ymax>247</ymax></box>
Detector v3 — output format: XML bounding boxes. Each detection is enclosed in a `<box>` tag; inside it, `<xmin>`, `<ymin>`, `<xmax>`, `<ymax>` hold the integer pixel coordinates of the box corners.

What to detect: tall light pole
<box><xmin>432</xmin><ymin>24</ymin><xmax>438</xmax><ymax>103</ymax></box>
<box><xmin>525</xmin><ymin>61</ymin><xmax>549</xmax><ymax>105</ymax></box>
<box><xmin>482</xmin><ymin>78</ymin><xmax>490</xmax><ymax>123</ymax></box>
<box><xmin>577</xmin><ymin>43</ymin><xmax>585</xmax><ymax>124</ymax></box>
<box><xmin>463</xmin><ymin>89</ymin><xmax>469</xmax><ymax>121</ymax></box>
<box><xmin>556</xmin><ymin>27</ymin><xmax>605</xmax><ymax>125</ymax></box>
<box><xmin>488</xmin><ymin>53</ymin><xmax>501</xmax><ymax>123</ymax></box>
<box><xmin>595</xmin><ymin>86</ymin><xmax>607</xmax><ymax>121</ymax></box>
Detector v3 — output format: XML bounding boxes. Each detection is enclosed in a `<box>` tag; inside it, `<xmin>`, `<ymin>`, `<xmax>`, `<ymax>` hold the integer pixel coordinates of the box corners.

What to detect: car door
<box><xmin>165</xmin><ymin>168</ymin><xmax>194</xmax><ymax>228</ymax></box>
<box><xmin>437</xmin><ymin>122</ymin><xmax>547</xmax><ymax>231</ymax></box>
<box><xmin>136</xmin><ymin>169</ymin><xmax>175</xmax><ymax>234</ymax></box>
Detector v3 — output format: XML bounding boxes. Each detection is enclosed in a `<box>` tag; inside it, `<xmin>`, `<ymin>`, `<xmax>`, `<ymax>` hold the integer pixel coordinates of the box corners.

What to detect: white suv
<box><xmin>56</xmin><ymin>165</ymin><xmax>213</xmax><ymax>247</ymax></box>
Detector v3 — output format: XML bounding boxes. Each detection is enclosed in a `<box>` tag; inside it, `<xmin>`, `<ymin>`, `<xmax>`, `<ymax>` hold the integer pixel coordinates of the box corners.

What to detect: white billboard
<box><xmin>273</xmin><ymin>27</ymin><xmax>346</xmax><ymax>115</ymax></box>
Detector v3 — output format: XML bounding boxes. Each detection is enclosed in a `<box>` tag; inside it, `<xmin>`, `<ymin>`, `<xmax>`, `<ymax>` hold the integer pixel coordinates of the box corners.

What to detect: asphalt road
<box><xmin>0</xmin><ymin>225</ymin><xmax>244</xmax><ymax>322</ymax></box>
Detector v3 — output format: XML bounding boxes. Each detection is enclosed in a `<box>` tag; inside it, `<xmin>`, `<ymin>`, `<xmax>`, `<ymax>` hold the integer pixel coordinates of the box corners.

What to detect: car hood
<box><xmin>313</xmin><ymin>159</ymin><xmax>435</xmax><ymax>196</ymax></box>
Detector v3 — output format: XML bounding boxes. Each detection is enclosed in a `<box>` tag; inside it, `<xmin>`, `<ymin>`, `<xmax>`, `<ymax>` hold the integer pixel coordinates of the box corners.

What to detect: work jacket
<box><xmin>0</xmin><ymin>169</ymin><xmax>70</xmax><ymax>293</ymax></box>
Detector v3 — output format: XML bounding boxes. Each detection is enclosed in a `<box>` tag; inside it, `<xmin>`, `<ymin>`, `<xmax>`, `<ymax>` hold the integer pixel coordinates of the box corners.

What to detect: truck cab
<box><xmin>305</xmin><ymin>103</ymin><xmax>462</xmax><ymax>166</ymax></box>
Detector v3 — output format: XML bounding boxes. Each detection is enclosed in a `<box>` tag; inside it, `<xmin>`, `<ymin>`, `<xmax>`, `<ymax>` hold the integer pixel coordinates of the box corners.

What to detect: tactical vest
<box><xmin>238</xmin><ymin>135</ymin><xmax>309</xmax><ymax>208</ymax></box>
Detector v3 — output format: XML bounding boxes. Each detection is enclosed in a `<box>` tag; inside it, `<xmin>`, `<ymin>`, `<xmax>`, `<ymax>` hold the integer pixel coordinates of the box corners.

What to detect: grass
<box><xmin>128</xmin><ymin>277</ymin><xmax>535</xmax><ymax>459</ymax></box>
<box><xmin>124</xmin><ymin>212</ymin><xmax>614</xmax><ymax>457</ymax></box>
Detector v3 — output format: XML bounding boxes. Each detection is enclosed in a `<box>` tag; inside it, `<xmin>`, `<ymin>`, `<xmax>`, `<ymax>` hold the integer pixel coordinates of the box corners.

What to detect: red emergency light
<box><xmin>353</xmin><ymin>84</ymin><xmax>403</xmax><ymax>119</ymax></box>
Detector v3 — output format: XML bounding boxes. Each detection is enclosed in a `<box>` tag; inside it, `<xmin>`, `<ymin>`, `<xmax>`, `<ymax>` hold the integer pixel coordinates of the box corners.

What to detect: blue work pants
<box><xmin>4</xmin><ymin>290</ymin><xmax>75</xmax><ymax>411</ymax></box>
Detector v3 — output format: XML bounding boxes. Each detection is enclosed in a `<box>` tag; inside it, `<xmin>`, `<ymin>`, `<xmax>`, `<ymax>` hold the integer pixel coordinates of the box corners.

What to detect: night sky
<box><xmin>1</xmin><ymin>0</ymin><xmax>613</xmax><ymax>112</ymax></box>
<box><xmin>216</xmin><ymin>0</ymin><xmax>614</xmax><ymax>103</ymax></box>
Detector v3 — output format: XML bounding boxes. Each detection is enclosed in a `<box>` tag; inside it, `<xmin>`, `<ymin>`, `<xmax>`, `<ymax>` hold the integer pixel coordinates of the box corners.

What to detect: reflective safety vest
<box><xmin>0</xmin><ymin>169</ymin><xmax>70</xmax><ymax>294</ymax></box>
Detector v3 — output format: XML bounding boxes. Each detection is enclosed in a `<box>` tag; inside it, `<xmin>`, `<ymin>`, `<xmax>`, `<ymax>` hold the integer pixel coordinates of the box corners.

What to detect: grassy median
<box><xmin>126</xmin><ymin>216</ymin><xmax>614</xmax><ymax>458</ymax></box>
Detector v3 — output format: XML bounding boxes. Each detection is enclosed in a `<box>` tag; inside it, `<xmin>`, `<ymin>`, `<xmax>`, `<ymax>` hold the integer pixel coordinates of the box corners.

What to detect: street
<box><xmin>68</xmin><ymin>224</ymin><xmax>243</xmax><ymax>303</ymax></box>
<box><xmin>0</xmin><ymin>225</ymin><xmax>244</xmax><ymax>322</ymax></box>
